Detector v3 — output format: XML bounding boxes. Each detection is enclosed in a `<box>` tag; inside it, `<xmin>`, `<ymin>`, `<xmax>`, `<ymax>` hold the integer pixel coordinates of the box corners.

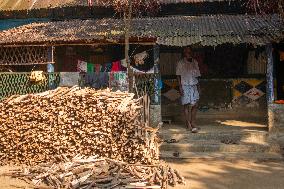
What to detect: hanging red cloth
<box><xmin>111</xmin><ymin>61</ymin><xmax>122</xmax><ymax>72</ymax></box>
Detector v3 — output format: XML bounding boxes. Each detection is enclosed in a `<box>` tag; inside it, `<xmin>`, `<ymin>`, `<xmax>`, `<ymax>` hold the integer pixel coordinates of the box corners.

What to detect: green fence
<box><xmin>0</xmin><ymin>72</ymin><xmax>160</xmax><ymax>105</ymax></box>
<box><xmin>0</xmin><ymin>72</ymin><xmax>60</xmax><ymax>100</ymax></box>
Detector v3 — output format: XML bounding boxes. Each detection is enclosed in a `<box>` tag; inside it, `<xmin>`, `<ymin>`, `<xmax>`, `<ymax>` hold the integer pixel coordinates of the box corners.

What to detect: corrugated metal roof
<box><xmin>0</xmin><ymin>0</ymin><xmax>82</xmax><ymax>11</ymax></box>
<box><xmin>161</xmin><ymin>0</ymin><xmax>233</xmax><ymax>4</ymax></box>
<box><xmin>0</xmin><ymin>0</ymin><xmax>235</xmax><ymax>11</ymax></box>
<box><xmin>0</xmin><ymin>14</ymin><xmax>282</xmax><ymax>46</ymax></box>
<box><xmin>0</xmin><ymin>18</ymin><xmax>49</xmax><ymax>31</ymax></box>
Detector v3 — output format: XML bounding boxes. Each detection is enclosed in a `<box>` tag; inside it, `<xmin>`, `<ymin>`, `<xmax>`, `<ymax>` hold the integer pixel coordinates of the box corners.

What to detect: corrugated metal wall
<box><xmin>247</xmin><ymin>50</ymin><xmax>267</xmax><ymax>74</ymax></box>
<box><xmin>160</xmin><ymin>48</ymin><xmax>267</xmax><ymax>76</ymax></box>
<box><xmin>160</xmin><ymin>52</ymin><xmax>181</xmax><ymax>75</ymax></box>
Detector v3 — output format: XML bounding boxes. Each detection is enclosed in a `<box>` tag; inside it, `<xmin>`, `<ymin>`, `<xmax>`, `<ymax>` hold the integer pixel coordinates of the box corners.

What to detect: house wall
<box><xmin>161</xmin><ymin>78</ymin><xmax>266</xmax><ymax>121</ymax></box>
<box><xmin>160</xmin><ymin>46</ymin><xmax>268</xmax><ymax>122</ymax></box>
<box><xmin>268</xmin><ymin>104</ymin><xmax>284</xmax><ymax>133</ymax></box>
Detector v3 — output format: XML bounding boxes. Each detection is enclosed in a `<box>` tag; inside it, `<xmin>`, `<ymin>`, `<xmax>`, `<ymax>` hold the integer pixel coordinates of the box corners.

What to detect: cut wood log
<box><xmin>4</xmin><ymin>156</ymin><xmax>185</xmax><ymax>189</ymax></box>
<box><xmin>0</xmin><ymin>87</ymin><xmax>160</xmax><ymax>166</ymax></box>
<box><xmin>0</xmin><ymin>87</ymin><xmax>185</xmax><ymax>189</ymax></box>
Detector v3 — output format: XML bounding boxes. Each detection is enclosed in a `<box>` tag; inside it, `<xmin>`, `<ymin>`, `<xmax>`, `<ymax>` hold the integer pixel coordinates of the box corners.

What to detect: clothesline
<box><xmin>77</xmin><ymin>49</ymin><xmax>156</xmax><ymax>74</ymax></box>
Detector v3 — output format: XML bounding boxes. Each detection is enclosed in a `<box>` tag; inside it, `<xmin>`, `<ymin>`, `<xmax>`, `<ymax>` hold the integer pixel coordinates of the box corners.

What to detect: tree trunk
<box><xmin>125</xmin><ymin>1</ymin><xmax>134</xmax><ymax>92</ymax></box>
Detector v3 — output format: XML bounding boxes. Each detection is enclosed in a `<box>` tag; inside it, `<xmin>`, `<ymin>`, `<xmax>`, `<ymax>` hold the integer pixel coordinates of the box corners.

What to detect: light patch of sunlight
<box><xmin>216</xmin><ymin>120</ymin><xmax>266</xmax><ymax>127</ymax></box>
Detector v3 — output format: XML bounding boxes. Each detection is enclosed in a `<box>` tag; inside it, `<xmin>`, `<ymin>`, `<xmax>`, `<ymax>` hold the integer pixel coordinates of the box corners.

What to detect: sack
<box><xmin>29</xmin><ymin>71</ymin><xmax>46</xmax><ymax>83</ymax></box>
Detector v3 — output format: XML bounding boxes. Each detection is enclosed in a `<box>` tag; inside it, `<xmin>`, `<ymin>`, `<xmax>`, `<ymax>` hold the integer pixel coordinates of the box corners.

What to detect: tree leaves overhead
<box><xmin>99</xmin><ymin>0</ymin><xmax>161</xmax><ymax>15</ymax></box>
<box><xmin>244</xmin><ymin>0</ymin><xmax>283</xmax><ymax>15</ymax></box>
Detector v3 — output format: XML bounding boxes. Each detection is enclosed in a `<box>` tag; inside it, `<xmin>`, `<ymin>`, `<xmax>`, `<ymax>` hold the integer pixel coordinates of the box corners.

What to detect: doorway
<box><xmin>160</xmin><ymin>45</ymin><xmax>268</xmax><ymax>132</ymax></box>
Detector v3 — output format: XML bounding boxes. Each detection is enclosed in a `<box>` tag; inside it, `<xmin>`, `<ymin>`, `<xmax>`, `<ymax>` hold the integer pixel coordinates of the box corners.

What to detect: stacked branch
<box><xmin>0</xmin><ymin>87</ymin><xmax>160</xmax><ymax>166</ymax></box>
<box><xmin>4</xmin><ymin>155</ymin><xmax>185</xmax><ymax>189</ymax></box>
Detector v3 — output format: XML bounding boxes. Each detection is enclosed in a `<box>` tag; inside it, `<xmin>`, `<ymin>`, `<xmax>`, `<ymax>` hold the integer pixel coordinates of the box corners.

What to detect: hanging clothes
<box><xmin>100</xmin><ymin>64</ymin><xmax>106</xmax><ymax>72</ymax></box>
<box><xmin>109</xmin><ymin>72</ymin><xmax>128</xmax><ymax>92</ymax></box>
<box><xmin>121</xmin><ymin>59</ymin><xmax>127</xmax><ymax>67</ymax></box>
<box><xmin>94</xmin><ymin>64</ymin><xmax>101</xmax><ymax>73</ymax></box>
<box><xmin>59</xmin><ymin>72</ymin><xmax>80</xmax><ymax>87</ymax></box>
<box><xmin>87</xmin><ymin>63</ymin><xmax>94</xmax><ymax>73</ymax></box>
<box><xmin>85</xmin><ymin>72</ymin><xmax>109</xmax><ymax>89</ymax></box>
<box><xmin>111</xmin><ymin>61</ymin><xmax>122</xmax><ymax>72</ymax></box>
<box><xmin>104</xmin><ymin>63</ymin><xmax>112</xmax><ymax>72</ymax></box>
<box><xmin>77</xmin><ymin>60</ymin><xmax>87</xmax><ymax>72</ymax></box>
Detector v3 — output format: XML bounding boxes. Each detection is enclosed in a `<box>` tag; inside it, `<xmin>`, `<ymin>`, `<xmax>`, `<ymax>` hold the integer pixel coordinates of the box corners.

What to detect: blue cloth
<box><xmin>85</xmin><ymin>72</ymin><xmax>109</xmax><ymax>89</ymax></box>
<box><xmin>104</xmin><ymin>63</ymin><xmax>112</xmax><ymax>72</ymax></box>
<box><xmin>158</xmin><ymin>79</ymin><xmax>163</xmax><ymax>89</ymax></box>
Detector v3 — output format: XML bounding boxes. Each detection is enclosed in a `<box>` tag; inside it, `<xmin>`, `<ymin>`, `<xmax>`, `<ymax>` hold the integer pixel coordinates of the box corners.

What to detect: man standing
<box><xmin>176</xmin><ymin>47</ymin><xmax>201</xmax><ymax>133</ymax></box>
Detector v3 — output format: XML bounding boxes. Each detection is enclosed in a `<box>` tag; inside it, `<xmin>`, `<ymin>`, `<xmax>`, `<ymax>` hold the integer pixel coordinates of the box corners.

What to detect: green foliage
<box><xmin>245</xmin><ymin>0</ymin><xmax>283</xmax><ymax>15</ymax></box>
<box><xmin>99</xmin><ymin>0</ymin><xmax>160</xmax><ymax>15</ymax></box>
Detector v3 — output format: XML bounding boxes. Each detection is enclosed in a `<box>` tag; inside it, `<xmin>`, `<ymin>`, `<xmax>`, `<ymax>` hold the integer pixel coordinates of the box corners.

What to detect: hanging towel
<box><xmin>100</xmin><ymin>64</ymin><xmax>106</xmax><ymax>72</ymax></box>
<box><xmin>77</xmin><ymin>60</ymin><xmax>87</xmax><ymax>72</ymax></box>
<box><xmin>120</xmin><ymin>59</ymin><xmax>127</xmax><ymax>71</ymax></box>
<box><xmin>99</xmin><ymin>72</ymin><xmax>109</xmax><ymax>88</ymax></box>
<box><xmin>109</xmin><ymin>72</ymin><xmax>128</xmax><ymax>92</ymax></box>
<box><xmin>105</xmin><ymin>63</ymin><xmax>112</xmax><ymax>72</ymax></box>
<box><xmin>121</xmin><ymin>59</ymin><xmax>127</xmax><ymax>67</ymax></box>
<box><xmin>111</xmin><ymin>61</ymin><xmax>121</xmax><ymax>72</ymax></box>
<box><xmin>94</xmin><ymin>64</ymin><xmax>101</xmax><ymax>73</ymax></box>
<box><xmin>47</xmin><ymin>64</ymin><xmax>55</xmax><ymax>73</ymax></box>
<box><xmin>87</xmin><ymin>63</ymin><xmax>94</xmax><ymax>73</ymax></box>
<box><xmin>59</xmin><ymin>72</ymin><xmax>79</xmax><ymax>87</ymax></box>
<box><xmin>85</xmin><ymin>72</ymin><xmax>109</xmax><ymax>89</ymax></box>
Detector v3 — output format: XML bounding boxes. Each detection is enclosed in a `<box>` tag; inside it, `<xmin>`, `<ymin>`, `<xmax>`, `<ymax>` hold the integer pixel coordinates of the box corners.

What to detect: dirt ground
<box><xmin>166</xmin><ymin>159</ymin><xmax>284</xmax><ymax>189</ymax></box>
<box><xmin>1</xmin><ymin>160</ymin><xmax>284</xmax><ymax>189</ymax></box>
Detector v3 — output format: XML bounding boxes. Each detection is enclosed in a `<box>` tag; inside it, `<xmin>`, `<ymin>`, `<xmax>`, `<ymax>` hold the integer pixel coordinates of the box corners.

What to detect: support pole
<box><xmin>153</xmin><ymin>45</ymin><xmax>160</xmax><ymax>105</ymax></box>
<box><xmin>152</xmin><ymin>45</ymin><xmax>162</xmax><ymax>126</ymax></box>
<box><xmin>266</xmin><ymin>44</ymin><xmax>274</xmax><ymax>104</ymax></box>
<box><xmin>47</xmin><ymin>46</ymin><xmax>55</xmax><ymax>89</ymax></box>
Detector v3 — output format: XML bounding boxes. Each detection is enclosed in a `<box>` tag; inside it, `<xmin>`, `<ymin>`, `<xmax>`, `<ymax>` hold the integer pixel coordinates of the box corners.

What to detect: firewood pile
<box><xmin>0</xmin><ymin>87</ymin><xmax>160</xmax><ymax>166</ymax></box>
<box><xmin>4</xmin><ymin>155</ymin><xmax>185</xmax><ymax>189</ymax></box>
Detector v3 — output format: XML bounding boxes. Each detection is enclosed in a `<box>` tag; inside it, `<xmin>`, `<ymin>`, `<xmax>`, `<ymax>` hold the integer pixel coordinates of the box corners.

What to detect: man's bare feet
<box><xmin>186</xmin><ymin>121</ymin><xmax>198</xmax><ymax>133</ymax></box>
<box><xmin>191</xmin><ymin>122</ymin><xmax>201</xmax><ymax>131</ymax></box>
<box><xmin>191</xmin><ymin>128</ymin><xmax>198</xmax><ymax>133</ymax></box>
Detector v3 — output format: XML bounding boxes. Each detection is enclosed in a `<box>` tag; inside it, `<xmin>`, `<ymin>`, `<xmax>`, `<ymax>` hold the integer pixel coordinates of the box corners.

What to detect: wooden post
<box><xmin>152</xmin><ymin>45</ymin><xmax>162</xmax><ymax>126</ymax></box>
<box><xmin>153</xmin><ymin>45</ymin><xmax>160</xmax><ymax>105</ymax></box>
<box><xmin>266</xmin><ymin>44</ymin><xmax>274</xmax><ymax>104</ymax></box>
<box><xmin>125</xmin><ymin>1</ymin><xmax>133</xmax><ymax>93</ymax></box>
<box><xmin>47</xmin><ymin>46</ymin><xmax>55</xmax><ymax>89</ymax></box>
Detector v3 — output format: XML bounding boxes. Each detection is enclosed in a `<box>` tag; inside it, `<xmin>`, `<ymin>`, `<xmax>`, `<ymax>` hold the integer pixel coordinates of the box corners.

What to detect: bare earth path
<box><xmin>166</xmin><ymin>159</ymin><xmax>284</xmax><ymax>189</ymax></box>
<box><xmin>1</xmin><ymin>160</ymin><xmax>284</xmax><ymax>189</ymax></box>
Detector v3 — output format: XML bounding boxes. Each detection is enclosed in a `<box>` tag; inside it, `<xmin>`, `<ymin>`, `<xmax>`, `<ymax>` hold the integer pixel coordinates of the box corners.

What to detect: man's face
<box><xmin>184</xmin><ymin>48</ymin><xmax>193</xmax><ymax>61</ymax></box>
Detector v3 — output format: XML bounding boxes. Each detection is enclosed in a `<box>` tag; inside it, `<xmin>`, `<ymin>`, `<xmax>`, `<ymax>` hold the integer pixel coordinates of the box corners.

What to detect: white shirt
<box><xmin>176</xmin><ymin>58</ymin><xmax>201</xmax><ymax>85</ymax></box>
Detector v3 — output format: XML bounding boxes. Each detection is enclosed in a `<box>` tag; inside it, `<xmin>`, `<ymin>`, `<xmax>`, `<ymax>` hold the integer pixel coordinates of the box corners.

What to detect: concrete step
<box><xmin>160</xmin><ymin>125</ymin><xmax>267</xmax><ymax>133</ymax></box>
<box><xmin>159</xmin><ymin>131</ymin><xmax>269</xmax><ymax>144</ymax></box>
<box><xmin>160</xmin><ymin>142</ymin><xmax>280</xmax><ymax>153</ymax></box>
<box><xmin>160</xmin><ymin>151</ymin><xmax>284</xmax><ymax>162</ymax></box>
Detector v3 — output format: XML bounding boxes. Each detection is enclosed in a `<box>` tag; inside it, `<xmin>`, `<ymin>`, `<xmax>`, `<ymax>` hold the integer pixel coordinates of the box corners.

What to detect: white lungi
<box><xmin>181</xmin><ymin>85</ymin><xmax>199</xmax><ymax>105</ymax></box>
